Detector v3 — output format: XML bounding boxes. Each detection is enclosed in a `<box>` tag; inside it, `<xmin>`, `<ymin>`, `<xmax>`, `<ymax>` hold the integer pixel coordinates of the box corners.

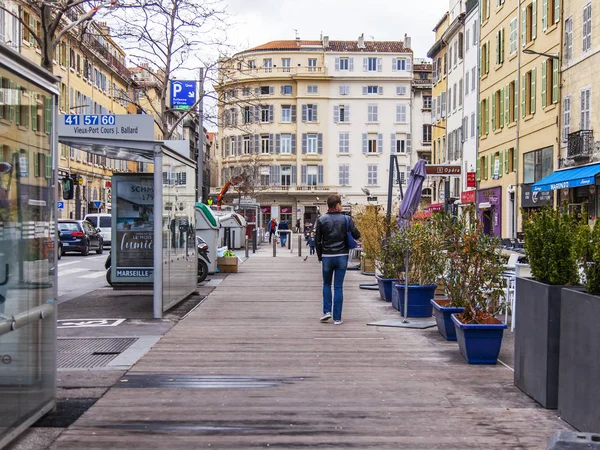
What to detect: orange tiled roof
<box><xmin>246</xmin><ymin>40</ymin><xmax>322</xmax><ymax>52</ymax></box>
<box><xmin>327</xmin><ymin>41</ymin><xmax>411</xmax><ymax>53</ymax></box>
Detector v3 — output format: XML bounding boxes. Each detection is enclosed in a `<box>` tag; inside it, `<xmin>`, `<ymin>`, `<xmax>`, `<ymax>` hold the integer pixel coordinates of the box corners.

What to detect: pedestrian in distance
<box><xmin>306</xmin><ymin>232</ymin><xmax>316</xmax><ymax>255</ymax></box>
<box><xmin>315</xmin><ymin>194</ymin><xmax>360</xmax><ymax>325</ymax></box>
<box><xmin>278</xmin><ymin>219</ymin><xmax>289</xmax><ymax>247</ymax></box>
<box><xmin>296</xmin><ymin>218</ymin><xmax>301</xmax><ymax>234</ymax></box>
<box><xmin>267</xmin><ymin>218</ymin><xmax>277</xmax><ymax>243</ymax></box>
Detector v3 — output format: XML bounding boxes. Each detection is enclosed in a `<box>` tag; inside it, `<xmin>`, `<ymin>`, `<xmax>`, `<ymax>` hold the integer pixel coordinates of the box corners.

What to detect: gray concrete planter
<box><xmin>513</xmin><ymin>277</ymin><xmax>564</xmax><ymax>409</ymax></box>
<box><xmin>558</xmin><ymin>288</ymin><xmax>600</xmax><ymax>432</ymax></box>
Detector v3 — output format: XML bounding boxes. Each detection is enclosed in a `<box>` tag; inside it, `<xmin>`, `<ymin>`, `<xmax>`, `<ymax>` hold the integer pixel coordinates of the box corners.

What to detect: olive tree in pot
<box><xmin>557</xmin><ymin>220</ymin><xmax>600</xmax><ymax>432</ymax></box>
<box><xmin>448</xmin><ymin>215</ymin><xmax>507</xmax><ymax>364</ymax></box>
<box><xmin>391</xmin><ymin>220</ymin><xmax>444</xmax><ymax>317</ymax></box>
<box><xmin>514</xmin><ymin>207</ymin><xmax>579</xmax><ymax>409</ymax></box>
<box><xmin>375</xmin><ymin>229</ymin><xmax>404</xmax><ymax>302</ymax></box>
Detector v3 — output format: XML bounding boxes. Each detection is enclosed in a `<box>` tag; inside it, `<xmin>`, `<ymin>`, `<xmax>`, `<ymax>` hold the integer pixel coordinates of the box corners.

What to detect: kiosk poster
<box><xmin>113</xmin><ymin>175</ymin><xmax>154</xmax><ymax>282</ymax></box>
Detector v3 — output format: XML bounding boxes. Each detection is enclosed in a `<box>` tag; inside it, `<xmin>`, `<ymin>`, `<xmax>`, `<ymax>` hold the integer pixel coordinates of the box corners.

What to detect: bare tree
<box><xmin>230</xmin><ymin>154</ymin><xmax>272</xmax><ymax>206</ymax></box>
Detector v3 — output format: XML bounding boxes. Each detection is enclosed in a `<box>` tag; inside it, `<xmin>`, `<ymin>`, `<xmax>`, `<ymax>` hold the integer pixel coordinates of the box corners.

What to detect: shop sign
<box><xmin>493</xmin><ymin>158</ymin><xmax>500</xmax><ymax>180</ymax></box>
<box><xmin>466</xmin><ymin>172</ymin><xmax>476</xmax><ymax>188</ymax></box>
<box><xmin>59</xmin><ymin>114</ymin><xmax>155</xmax><ymax>141</ymax></box>
<box><xmin>260</xmin><ymin>206</ymin><xmax>271</xmax><ymax>214</ymax></box>
<box><xmin>521</xmin><ymin>184</ymin><xmax>553</xmax><ymax>208</ymax></box>
<box><xmin>281</xmin><ymin>206</ymin><xmax>292</xmax><ymax>214</ymax></box>
<box><xmin>461</xmin><ymin>190</ymin><xmax>476</xmax><ymax>204</ymax></box>
<box><xmin>425</xmin><ymin>165</ymin><xmax>461</xmax><ymax>175</ymax></box>
<box><xmin>479</xmin><ymin>188</ymin><xmax>501</xmax><ymax>205</ymax></box>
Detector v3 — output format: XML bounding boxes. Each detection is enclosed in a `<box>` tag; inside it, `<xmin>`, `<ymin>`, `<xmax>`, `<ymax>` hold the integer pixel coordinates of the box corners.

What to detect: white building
<box><xmin>411</xmin><ymin>59</ymin><xmax>433</xmax><ymax>203</ymax></box>
<box><xmin>461</xmin><ymin>0</ymin><xmax>479</xmax><ymax>209</ymax></box>
<box><xmin>323</xmin><ymin>34</ymin><xmax>413</xmax><ymax>205</ymax></box>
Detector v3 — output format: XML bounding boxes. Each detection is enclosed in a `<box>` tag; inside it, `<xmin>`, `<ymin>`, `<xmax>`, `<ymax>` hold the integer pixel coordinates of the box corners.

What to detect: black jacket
<box><xmin>314</xmin><ymin>212</ymin><xmax>361</xmax><ymax>260</ymax></box>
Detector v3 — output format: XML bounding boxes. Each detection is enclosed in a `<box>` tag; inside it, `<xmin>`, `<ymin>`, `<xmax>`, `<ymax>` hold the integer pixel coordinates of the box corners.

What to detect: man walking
<box><xmin>267</xmin><ymin>218</ymin><xmax>277</xmax><ymax>243</ymax></box>
<box><xmin>278</xmin><ymin>219</ymin><xmax>289</xmax><ymax>247</ymax></box>
<box><xmin>315</xmin><ymin>194</ymin><xmax>360</xmax><ymax>325</ymax></box>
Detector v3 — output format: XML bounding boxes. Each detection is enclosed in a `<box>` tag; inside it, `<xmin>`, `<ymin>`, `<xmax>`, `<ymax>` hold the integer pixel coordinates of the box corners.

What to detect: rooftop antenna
<box><xmin>293</xmin><ymin>28</ymin><xmax>299</xmax><ymax>39</ymax></box>
<box><xmin>369</xmin><ymin>35</ymin><xmax>375</xmax><ymax>41</ymax></box>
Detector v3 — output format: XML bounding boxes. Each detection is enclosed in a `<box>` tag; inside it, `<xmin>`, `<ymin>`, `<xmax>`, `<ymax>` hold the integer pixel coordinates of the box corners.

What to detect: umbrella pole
<box><xmin>403</xmin><ymin>248</ymin><xmax>410</xmax><ymax>323</ymax></box>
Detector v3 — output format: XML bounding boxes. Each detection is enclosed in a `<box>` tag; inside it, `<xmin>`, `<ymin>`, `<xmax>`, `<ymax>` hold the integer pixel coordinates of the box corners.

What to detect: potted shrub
<box><xmin>391</xmin><ymin>219</ymin><xmax>443</xmax><ymax>317</ymax></box>
<box><xmin>375</xmin><ymin>222</ymin><xmax>404</xmax><ymax>302</ymax></box>
<box><xmin>557</xmin><ymin>220</ymin><xmax>600</xmax><ymax>431</ymax></box>
<box><xmin>354</xmin><ymin>205</ymin><xmax>386</xmax><ymax>275</ymax></box>
<box><xmin>446</xmin><ymin>213</ymin><xmax>507</xmax><ymax>364</ymax></box>
<box><xmin>217</xmin><ymin>249</ymin><xmax>238</xmax><ymax>273</ymax></box>
<box><xmin>429</xmin><ymin>213</ymin><xmax>469</xmax><ymax>341</ymax></box>
<box><xmin>514</xmin><ymin>207</ymin><xmax>579</xmax><ymax>408</ymax></box>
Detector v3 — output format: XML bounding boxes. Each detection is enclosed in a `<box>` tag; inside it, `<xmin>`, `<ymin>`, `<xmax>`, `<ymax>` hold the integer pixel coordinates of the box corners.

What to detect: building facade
<box><xmin>215</xmin><ymin>36</ymin><xmax>417</xmax><ymax>228</ymax></box>
<box><xmin>411</xmin><ymin>59</ymin><xmax>433</xmax><ymax>206</ymax></box>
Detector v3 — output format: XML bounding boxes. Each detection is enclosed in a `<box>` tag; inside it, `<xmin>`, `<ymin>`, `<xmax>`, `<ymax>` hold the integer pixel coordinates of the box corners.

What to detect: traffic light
<box><xmin>62</xmin><ymin>177</ymin><xmax>74</xmax><ymax>200</ymax></box>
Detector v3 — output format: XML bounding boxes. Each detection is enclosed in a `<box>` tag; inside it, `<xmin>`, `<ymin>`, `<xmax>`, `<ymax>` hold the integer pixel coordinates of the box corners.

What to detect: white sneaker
<box><xmin>334</xmin><ymin>320</ymin><xmax>343</xmax><ymax>325</ymax></box>
<box><xmin>320</xmin><ymin>312</ymin><xmax>332</xmax><ymax>322</ymax></box>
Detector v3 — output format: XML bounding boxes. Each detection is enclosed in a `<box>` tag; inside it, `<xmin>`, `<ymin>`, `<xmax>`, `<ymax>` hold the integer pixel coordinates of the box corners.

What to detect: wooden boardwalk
<box><xmin>53</xmin><ymin>250</ymin><xmax>569</xmax><ymax>449</ymax></box>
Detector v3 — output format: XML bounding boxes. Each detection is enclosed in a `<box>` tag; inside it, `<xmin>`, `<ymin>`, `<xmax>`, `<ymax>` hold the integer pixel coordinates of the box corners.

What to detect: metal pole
<box><xmin>402</xmin><ymin>248</ymin><xmax>410</xmax><ymax>323</ymax></box>
<box><xmin>252</xmin><ymin>229</ymin><xmax>257</xmax><ymax>253</ymax></box>
<box><xmin>298</xmin><ymin>235</ymin><xmax>302</xmax><ymax>257</ymax></box>
<box><xmin>272</xmin><ymin>235</ymin><xmax>276</xmax><ymax>257</ymax></box>
<box><xmin>288</xmin><ymin>232</ymin><xmax>292</xmax><ymax>251</ymax></box>
<box><xmin>197</xmin><ymin>68</ymin><xmax>205</xmax><ymax>203</ymax></box>
<box><xmin>153</xmin><ymin>149</ymin><xmax>163</xmax><ymax>319</ymax></box>
<box><xmin>245</xmin><ymin>236</ymin><xmax>249</xmax><ymax>258</ymax></box>
<box><xmin>386</xmin><ymin>154</ymin><xmax>395</xmax><ymax>224</ymax></box>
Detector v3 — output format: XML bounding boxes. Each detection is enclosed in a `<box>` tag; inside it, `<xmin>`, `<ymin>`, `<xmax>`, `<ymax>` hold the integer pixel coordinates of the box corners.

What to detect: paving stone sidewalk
<box><xmin>52</xmin><ymin>248</ymin><xmax>569</xmax><ymax>449</ymax></box>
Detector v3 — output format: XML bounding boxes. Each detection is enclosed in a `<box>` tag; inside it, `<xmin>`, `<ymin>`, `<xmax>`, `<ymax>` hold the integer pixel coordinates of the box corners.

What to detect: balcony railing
<box><xmin>567</xmin><ymin>130</ymin><xmax>594</xmax><ymax>160</ymax></box>
<box><xmin>83</xmin><ymin>34</ymin><xmax>131</xmax><ymax>80</ymax></box>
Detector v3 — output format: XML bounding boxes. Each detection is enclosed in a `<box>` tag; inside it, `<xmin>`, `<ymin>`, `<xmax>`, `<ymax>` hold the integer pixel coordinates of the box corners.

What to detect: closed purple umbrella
<box><xmin>398</xmin><ymin>159</ymin><xmax>428</xmax><ymax>227</ymax></box>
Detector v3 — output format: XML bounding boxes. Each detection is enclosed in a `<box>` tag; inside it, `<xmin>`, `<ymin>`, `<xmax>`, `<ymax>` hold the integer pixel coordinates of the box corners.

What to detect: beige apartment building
<box><xmin>478</xmin><ymin>0</ymin><xmax>561</xmax><ymax>238</ymax></box>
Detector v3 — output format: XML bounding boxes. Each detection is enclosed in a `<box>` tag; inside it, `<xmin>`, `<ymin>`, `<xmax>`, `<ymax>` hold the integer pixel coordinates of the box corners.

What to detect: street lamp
<box><xmin>523</xmin><ymin>48</ymin><xmax>560</xmax><ymax>60</ymax></box>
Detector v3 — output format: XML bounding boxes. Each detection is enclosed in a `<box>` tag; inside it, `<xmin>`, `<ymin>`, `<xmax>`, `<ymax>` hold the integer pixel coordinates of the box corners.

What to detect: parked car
<box><xmin>84</xmin><ymin>213</ymin><xmax>112</xmax><ymax>246</ymax></box>
<box><xmin>57</xmin><ymin>219</ymin><xmax>104</xmax><ymax>256</ymax></box>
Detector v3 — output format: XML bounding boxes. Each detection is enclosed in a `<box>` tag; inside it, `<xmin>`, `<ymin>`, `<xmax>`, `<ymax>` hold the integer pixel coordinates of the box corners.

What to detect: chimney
<box><xmin>357</xmin><ymin>33</ymin><xmax>365</xmax><ymax>49</ymax></box>
<box><xmin>296</xmin><ymin>35</ymin><xmax>301</xmax><ymax>47</ymax></box>
<box><xmin>404</xmin><ymin>34</ymin><xmax>411</xmax><ymax>50</ymax></box>
<box><xmin>323</xmin><ymin>35</ymin><xmax>329</xmax><ymax>49</ymax></box>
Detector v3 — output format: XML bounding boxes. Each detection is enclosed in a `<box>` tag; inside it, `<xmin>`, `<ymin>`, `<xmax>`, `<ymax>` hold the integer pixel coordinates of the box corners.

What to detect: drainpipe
<box><xmin>514</xmin><ymin>0</ymin><xmax>522</xmax><ymax>240</ymax></box>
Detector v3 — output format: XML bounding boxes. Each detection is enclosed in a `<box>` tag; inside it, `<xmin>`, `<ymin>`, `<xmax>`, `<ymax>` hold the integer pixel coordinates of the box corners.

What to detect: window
<box><xmin>261</xmin><ymin>134</ymin><xmax>270</xmax><ymax>154</ymax></box>
<box><xmin>424</xmin><ymin>95</ymin><xmax>432</xmax><ymax>109</ymax></box>
<box><xmin>580</xmin><ymin>87</ymin><xmax>591</xmax><ymax>130</ymax></box>
<box><xmin>453</xmin><ymin>41</ymin><xmax>458</xmax><ymax>66</ymax></box>
<box><xmin>281</xmin><ymin>134</ymin><xmax>292</xmax><ymax>154</ymax></box>
<box><xmin>448</xmin><ymin>87</ymin><xmax>452</xmax><ymax>115</ymax></box>
<box><xmin>465</xmin><ymin>76</ymin><xmax>469</xmax><ymax>96</ymax></box>
<box><xmin>441</xmin><ymin>92</ymin><xmax>447</xmax><ymax>117</ymax></box>
<box><xmin>243</xmin><ymin>136</ymin><xmax>250</xmax><ymax>154</ymax></box>
<box><xmin>458</xmin><ymin>33</ymin><xmax>464</xmax><ymax>59</ymax></box>
<box><xmin>307</xmin><ymin>85</ymin><xmax>318</xmax><ymax>94</ymax></box>
<box><xmin>307</xmin><ymin>166</ymin><xmax>318</xmax><ymax>186</ymax></box>
<box><xmin>339</xmin><ymin>132</ymin><xmax>350</xmax><ymax>153</ymax></box>
<box><xmin>304</xmin><ymin>104</ymin><xmax>318</xmax><ymax>122</ymax></box>
<box><xmin>466</xmin><ymin>29</ymin><xmax>470</xmax><ymax>52</ymax></box>
<box><xmin>459</xmin><ymin>79</ymin><xmax>463</xmax><ymax>107</ymax></box>
<box><xmin>247</xmin><ymin>60</ymin><xmax>256</xmax><ymax>69</ymax></box>
<box><xmin>366</xmin><ymin>57</ymin><xmax>378</xmax><ymax>71</ymax></box>
<box><xmin>366</xmin><ymin>85</ymin><xmax>381</xmax><ymax>94</ymax></box>
<box><xmin>542</xmin><ymin>58</ymin><xmax>559</xmax><ymax>108</ymax></box>
<box><xmin>281</xmin><ymin>165</ymin><xmax>291</xmax><ymax>186</ymax></box>
<box><xmin>367</xmin><ymin>165</ymin><xmax>378</xmax><ymax>185</ymax></box>
<box><xmin>473</xmin><ymin>20</ymin><xmax>478</xmax><ymax>45</ymax></box>
<box><xmin>543</xmin><ymin>0</ymin><xmax>560</xmax><ymax>29</ymax></box>
<box><xmin>396</xmin><ymin>104</ymin><xmax>407</xmax><ymax>123</ymax></box>
<box><xmin>471</xmin><ymin>112</ymin><xmax>476</xmax><ymax>137</ymax></box>
<box><xmin>510</xmin><ymin>18</ymin><xmax>518</xmax><ymax>55</ymax></box>
<box><xmin>281</xmin><ymin>58</ymin><xmax>291</xmax><ymax>72</ymax></box>
<box><xmin>496</xmin><ymin>28</ymin><xmax>505</xmax><ymax>65</ymax></box>
<box><xmin>260</xmin><ymin>86</ymin><xmax>271</xmax><ymax>95</ymax></box>
<box><xmin>395</xmin><ymin>135</ymin><xmax>406</xmax><ymax>153</ymax></box>
<box><xmin>228</xmin><ymin>137</ymin><xmax>235</xmax><ymax>156</ymax></box>
<box><xmin>260</xmin><ymin>105</ymin><xmax>271</xmax><ymax>123</ymax></box>
<box><xmin>263</xmin><ymin>58</ymin><xmax>272</xmax><ymax>71</ymax></box>
<box><xmin>308</xmin><ymin>58</ymin><xmax>318</xmax><ymax>71</ymax></box>
<box><xmin>492</xmin><ymin>89</ymin><xmax>504</xmax><ymax>130</ymax></box>
<box><xmin>480</xmin><ymin>98</ymin><xmax>489</xmax><ymax>136</ymax></box>
<box><xmin>452</xmin><ymin>83</ymin><xmax>457</xmax><ymax>111</ymax></box>
<box><xmin>394</xmin><ymin>57</ymin><xmax>410</xmax><ymax>71</ymax></box>
<box><xmin>339</xmin><ymin>164</ymin><xmax>350</xmax><ymax>186</ymax></box>
<box><xmin>583</xmin><ymin>3</ymin><xmax>592</xmax><ymax>52</ymax></box>
<box><xmin>396</xmin><ymin>86</ymin><xmax>407</xmax><ymax>96</ymax></box>
<box><xmin>335</xmin><ymin>104</ymin><xmax>350</xmax><ymax>123</ymax></box>
<box><xmin>367</xmin><ymin>104</ymin><xmax>379</xmax><ymax>122</ymax></box>
<box><xmin>564</xmin><ymin>17</ymin><xmax>573</xmax><ymax>62</ymax></box>
<box><xmin>423</xmin><ymin>125</ymin><xmax>432</xmax><ymax>143</ymax></box>
<box><xmin>522</xmin><ymin>69</ymin><xmax>537</xmax><ymax>116</ymax></box>
<box><xmin>339</xmin><ymin>85</ymin><xmax>350</xmax><ymax>95</ymax></box>
<box><xmin>339</xmin><ymin>57</ymin><xmax>349</xmax><ymax>70</ymax></box>
<box><xmin>307</xmin><ymin>134</ymin><xmax>318</xmax><ymax>154</ymax></box>
<box><xmin>523</xmin><ymin>2</ymin><xmax>537</xmax><ymax>47</ymax></box>
<box><xmin>281</xmin><ymin>85</ymin><xmax>292</xmax><ymax>95</ymax></box>
<box><xmin>463</xmin><ymin>116</ymin><xmax>469</xmax><ymax>139</ymax></box>
<box><xmin>448</xmin><ymin>47</ymin><xmax>453</xmax><ymax>72</ymax></box>
<box><xmin>281</xmin><ymin>105</ymin><xmax>291</xmax><ymax>122</ymax></box>
<box><xmin>482</xmin><ymin>0</ymin><xmax>489</xmax><ymax>20</ymax></box>
<box><xmin>481</xmin><ymin>41</ymin><xmax>490</xmax><ymax>75</ymax></box>
<box><xmin>260</xmin><ymin>166</ymin><xmax>270</xmax><ymax>186</ymax></box>
<box><xmin>509</xmin><ymin>79</ymin><xmax>517</xmax><ymax>123</ymax></box>
<box><xmin>242</xmin><ymin>87</ymin><xmax>250</xmax><ymax>96</ymax></box>
<box><xmin>523</xmin><ymin>147</ymin><xmax>553</xmax><ymax>183</ymax></box>
<box><xmin>367</xmin><ymin>134</ymin><xmax>379</xmax><ymax>153</ymax></box>
<box><xmin>243</xmin><ymin>106</ymin><xmax>251</xmax><ymax>124</ymax></box>
<box><xmin>471</xmin><ymin>67</ymin><xmax>476</xmax><ymax>91</ymax></box>
<box><xmin>563</xmin><ymin>96</ymin><xmax>571</xmax><ymax>142</ymax></box>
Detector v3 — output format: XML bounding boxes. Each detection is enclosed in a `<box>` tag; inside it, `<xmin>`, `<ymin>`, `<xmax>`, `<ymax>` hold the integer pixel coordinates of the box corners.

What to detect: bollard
<box><xmin>273</xmin><ymin>235</ymin><xmax>276</xmax><ymax>257</ymax></box>
<box><xmin>298</xmin><ymin>235</ymin><xmax>302</xmax><ymax>257</ymax></box>
<box><xmin>245</xmin><ymin>236</ymin><xmax>249</xmax><ymax>258</ymax></box>
<box><xmin>288</xmin><ymin>232</ymin><xmax>292</xmax><ymax>250</ymax></box>
<box><xmin>252</xmin><ymin>229</ymin><xmax>257</xmax><ymax>253</ymax></box>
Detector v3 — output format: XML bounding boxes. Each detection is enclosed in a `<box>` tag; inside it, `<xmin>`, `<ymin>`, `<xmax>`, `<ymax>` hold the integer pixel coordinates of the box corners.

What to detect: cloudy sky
<box><xmin>224</xmin><ymin>0</ymin><xmax>449</xmax><ymax>58</ymax></box>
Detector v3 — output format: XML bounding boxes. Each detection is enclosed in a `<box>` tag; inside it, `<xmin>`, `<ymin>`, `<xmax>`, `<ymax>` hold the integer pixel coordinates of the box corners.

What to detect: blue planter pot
<box><xmin>392</xmin><ymin>284</ymin><xmax>436</xmax><ymax>318</ymax></box>
<box><xmin>431</xmin><ymin>299</ymin><xmax>465</xmax><ymax>341</ymax></box>
<box><xmin>451</xmin><ymin>314</ymin><xmax>507</xmax><ymax>364</ymax></box>
<box><xmin>376</xmin><ymin>276</ymin><xmax>398</xmax><ymax>302</ymax></box>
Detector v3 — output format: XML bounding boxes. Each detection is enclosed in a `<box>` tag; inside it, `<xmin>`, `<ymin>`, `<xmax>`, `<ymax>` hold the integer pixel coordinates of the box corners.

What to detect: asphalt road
<box><xmin>57</xmin><ymin>252</ymin><xmax>109</xmax><ymax>304</ymax></box>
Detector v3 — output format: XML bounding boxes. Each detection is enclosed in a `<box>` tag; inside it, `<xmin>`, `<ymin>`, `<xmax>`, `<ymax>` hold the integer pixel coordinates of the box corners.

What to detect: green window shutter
<box><xmin>532</xmin><ymin>0</ymin><xmax>537</xmax><ymax>39</ymax></box>
<box><xmin>504</xmin><ymin>149</ymin><xmax>509</xmax><ymax>173</ymax></box>
<box><xmin>498</xmin><ymin>153</ymin><xmax>503</xmax><ymax>177</ymax></box>
<box><xmin>8</xmin><ymin>80</ymin><xmax>14</xmax><ymax>122</ymax></box>
<box><xmin>514</xmin><ymin>78</ymin><xmax>519</xmax><ymax>120</ymax></box>
<box><xmin>554</xmin><ymin>0</ymin><xmax>560</xmax><ymax>23</ymax></box>
<box><xmin>522</xmin><ymin>7</ymin><xmax>527</xmax><ymax>46</ymax></box>
<box><xmin>541</xmin><ymin>60</ymin><xmax>547</xmax><ymax>108</ymax></box>
<box><xmin>500</xmin><ymin>88</ymin><xmax>505</xmax><ymax>128</ymax></box>
<box><xmin>513</xmin><ymin>148</ymin><xmax>517</xmax><ymax>172</ymax></box>
<box><xmin>31</xmin><ymin>95</ymin><xmax>37</xmax><ymax>131</ymax></box>
<box><xmin>45</xmin><ymin>153</ymin><xmax>52</xmax><ymax>179</ymax></box>
<box><xmin>486</xmin><ymin>41</ymin><xmax>490</xmax><ymax>73</ymax></box>
<box><xmin>29</xmin><ymin>17</ymin><xmax>35</xmax><ymax>45</ymax></box>
<box><xmin>492</xmin><ymin>94</ymin><xmax>497</xmax><ymax>131</ymax></box>
<box><xmin>505</xmin><ymin>84</ymin><xmax>510</xmax><ymax>124</ymax></box>
<box><xmin>521</xmin><ymin>74</ymin><xmax>527</xmax><ymax>117</ymax></box>
<box><xmin>485</xmin><ymin>98</ymin><xmax>490</xmax><ymax>134</ymax></box>
<box><xmin>531</xmin><ymin>67</ymin><xmax>536</xmax><ymax>114</ymax></box>
<box><xmin>23</xmin><ymin>93</ymin><xmax>29</xmax><ymax>128</ymax></box>
<box><xmin>476</xmin><ymin>158</ymin><xmax>481</xmax><ymax>181</ymax></box>
<box><xmin>45</xmin><ymin>97</ymin><xmax>52</xmax><ymax>135</ymax></box>
<box><xmin>33</xmin><ymin>152</ymin><xmax>39</xmax><ymax>177</ymax></box>
<box><xmin>15</xmin><ymin>84</ymin><xmax>20</xmax><ymax>126</ymax></box>
<box><xmin>552</xmin><ymin>59</ymin><xmax>559</xmax><ymax>104</ymax></box>
<box><xmin>484</xmin><ymin>155</ymin><xmax>489</xmax><ymax>180</ymax></box>
<box><xmin>480</xmin><ymin>45</ymin><xmax>483</xmax><ymax>78</ymax></box>
<box><xmin>496</xmin><ymin>32</ymin><xmax>500</xmax><ymax>65</ymax></box>
<box><xmin>486</xmin><ymin>0</ymin><xmax>490</xmax><ymax>18</ymax></box>
<box><xmin>542</xmin><ymin>0</ymin><xmax>547</xmax><ymax>30</ymax></box>
<box><xmin>0</xmin><ymin>76</ymin><xmax>3</xmax><ymax>120</ymax></box>
<box><xmin>478</xmin><ymin>102</ymin><xmax>482</xmax><ymax>137</ymax></box>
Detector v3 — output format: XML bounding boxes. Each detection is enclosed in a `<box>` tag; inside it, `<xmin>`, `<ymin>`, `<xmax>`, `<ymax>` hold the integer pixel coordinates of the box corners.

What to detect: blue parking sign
<box><xmin>170</xmin><ymin>80</ymin><xmax>196</xmax><ymax>110</ymax></box>
<box><xmin>57</xmin><ymin>201</ymin><xmax>64</xmax><ymax>209</ymax></box>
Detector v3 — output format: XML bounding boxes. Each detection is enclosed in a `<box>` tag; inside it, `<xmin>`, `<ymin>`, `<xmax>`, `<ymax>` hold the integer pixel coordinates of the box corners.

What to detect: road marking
<box><xmin>80</xmin><ymin>271</ymin><xmax>106</xmax><ymax>279</ymax></box>
<box><xmin>58</xmin><ymin>268</ymin><xmax>88</xmax><ymax>277</ymax></box>
<box><xmin>58</xmin><ymin>255</ymin><xmax>105</xmax><ymax>268</ymax></box>
<box><xmin>57</xmin><ymin>318</ymin><xmax>126</xmax><ymax>329</ymax></box>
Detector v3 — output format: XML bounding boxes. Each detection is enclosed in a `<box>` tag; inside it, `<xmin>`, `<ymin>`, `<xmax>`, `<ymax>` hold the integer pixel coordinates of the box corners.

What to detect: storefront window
<box><xmin>0</xmin><ymin>65</ymin><xmax>57</xmax><ymax>445</ymax></box>
<box><xmin>523</xmin><ymin>146</ymin><xmax>553</xmax><ymax>184</ymax></box>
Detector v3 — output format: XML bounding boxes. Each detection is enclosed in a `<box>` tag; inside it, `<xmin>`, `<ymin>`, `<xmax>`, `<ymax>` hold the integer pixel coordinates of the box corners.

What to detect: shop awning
<box><xmin>532</xmin><ymin>163</ymin><xmax>600</xmax><ymax>192</ymax></box>
<box><xmin>428</xmin><ymin>203</ymin><xmax>443</xmax><ymax>212</ymax></box>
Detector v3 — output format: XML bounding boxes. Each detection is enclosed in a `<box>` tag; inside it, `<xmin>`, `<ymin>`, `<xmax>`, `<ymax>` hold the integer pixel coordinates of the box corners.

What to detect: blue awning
<box><xmin>532</xmin><ymin>163</ymin><xmax>600</xmax><ymax>192</ymax></box>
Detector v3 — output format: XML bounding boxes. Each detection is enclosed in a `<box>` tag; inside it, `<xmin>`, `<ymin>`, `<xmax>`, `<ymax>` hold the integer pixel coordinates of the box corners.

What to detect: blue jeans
<box><xmin>322</xmin><ymin>255</ymin><xmax>348</xmax><ymax>321</ymax></box>
<box><xmin>280</xmin><ymin>234</ymin><xmax>287</xmax><ymax>247</ymax></box>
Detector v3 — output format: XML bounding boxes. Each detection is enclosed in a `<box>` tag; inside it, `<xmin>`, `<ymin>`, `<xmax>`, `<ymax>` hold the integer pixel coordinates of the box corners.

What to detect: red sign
<box><xmin>281</xmin><ymin>206</ymin><xmax>292</xmax><ymax>214</ymax></box>
<box><xmin>428</xmin><ymin>203</ymin><xmax>444</xmax><ymax>212</ymax></box>
<box><xmin>260</xmin><ymin>206</ymin><xmax>271</xmax><ymax>214</ymax></box>
<box><xmin>425</xmin><ymin>165</ymin><xmax>462</xmax><ymax>175</ymax></box>
<box><xmin>466</xmin><ymin>172</ymin><xmax>476</xmax><ymax>188</ymax></box>
<box><xmin>461</xmin><ymin>190</ymin><xmax>476</xmax><ymax>204</ymax></box>
<box><xmin>105</xmin><ymin>181</ymin><xmax>112</xmax><ymax>188</ymax></box>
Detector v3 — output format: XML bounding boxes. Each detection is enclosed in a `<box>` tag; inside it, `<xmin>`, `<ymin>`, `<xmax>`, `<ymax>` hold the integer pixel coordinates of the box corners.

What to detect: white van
<box><xmin>84</xmin><ymin>213</ymin><xmax>112</xmax><ymax>246</ymax></box>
